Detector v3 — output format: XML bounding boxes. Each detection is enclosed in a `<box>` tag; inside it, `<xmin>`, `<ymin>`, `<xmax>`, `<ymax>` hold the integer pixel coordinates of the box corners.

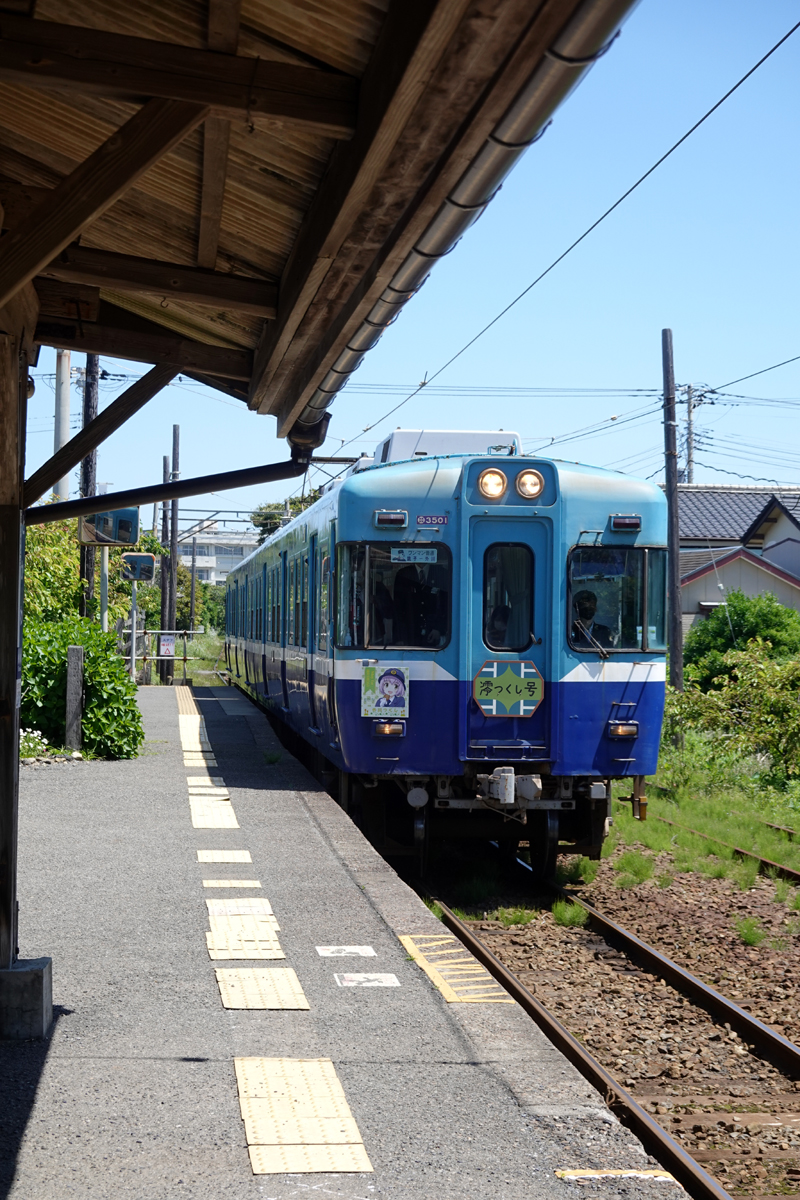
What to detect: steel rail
<box><xmin>653</xmin><ymin>816</ymin><xmax>800</xmax><ymax>886</ymax></box>
<box><xmin>549</xmin><ymin>883</ymin><xmax>800</xmax><ymax>1075</ymax></box>
<box><xmin>436</xmin><ymin>900</ymin><xmax>732</xmax><ymax>1200</ymax></box>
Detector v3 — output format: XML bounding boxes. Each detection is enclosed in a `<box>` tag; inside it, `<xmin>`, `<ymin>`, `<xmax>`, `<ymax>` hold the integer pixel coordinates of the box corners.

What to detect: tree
<box><xmin>251</xmin><ymin>488</ymin><xmax>321</xmax><ymax>544</ymax></box>
<box><xmin>201</xmin><ymin>583</ymin><xmax>225</xmax><ymax>631</ymax></box>
<box><xmin>24</xmin><ymin>515</ymin><xmax>82</xmax><ymax>621</ymax></box>
<box><xmin>684</xmin><ymin>589</ymin><xmax>800</xmax><ymax>690</ymax></box>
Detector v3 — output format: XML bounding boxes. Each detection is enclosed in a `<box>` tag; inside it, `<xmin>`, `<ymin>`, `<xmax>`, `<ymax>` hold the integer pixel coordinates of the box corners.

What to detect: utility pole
<box><xmin>190</xmin><ymin>536</ymin><xmax>197</xmax><ymax>633</ymax></box>
<box><xmin>662</xmin><ymin>329</ymin><xmax>683</xmax><ymax>691</ymax></box>
<box><xmin>685</xmin><ymin>384</ymin><xmax>694</xmax><ymax>485</ymax></box>
<box><xmin>159</xmin><ymin>456</ymin><xmax>170</xmax><ymax>683</ymax></box>
<box><xmin>166</xmin><ymin>425</ymin><xmax>179</xmax><ymax>683</ymax></box>
<box><xmin>53</xmin><ymin>350</ymin><xmax>71</xmax><ymax>500</ymax></box>
<box><xmin>79</xmin><ymin>354</ymin><xmax>99</xmax><ymax>616</ymax></box>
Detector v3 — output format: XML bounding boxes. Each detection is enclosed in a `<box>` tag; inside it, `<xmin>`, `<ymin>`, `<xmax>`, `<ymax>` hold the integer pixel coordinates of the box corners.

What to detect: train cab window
<box><xmin>568</xmin><ymin>547</ymin><xmax>667</xmax><ymax>652</ymax></box>
<box><xmin>336</xmin><ymin>543</ymin><xmax>452</xmax><ymax>649</ymax></box>
<box><xmin>483</xmin><ymin>544</ymin><xmax>533</xmax><ymax>651</ymax></box>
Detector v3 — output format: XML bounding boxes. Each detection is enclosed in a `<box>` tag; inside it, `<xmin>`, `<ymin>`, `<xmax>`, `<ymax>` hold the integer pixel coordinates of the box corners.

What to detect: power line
<box><xmin>712</xmin><ymin>353</ymin><xmax>800</xmax><ymax>391</ymax></box>
<box><xmin>336</xmin><ymin>17</ymin><xmax>800</xmax><ymax>452</ymax></box>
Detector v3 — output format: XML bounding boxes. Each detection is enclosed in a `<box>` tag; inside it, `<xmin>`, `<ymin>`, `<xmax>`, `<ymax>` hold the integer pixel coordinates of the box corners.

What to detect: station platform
<box><xmin>3</xmin><ymin>685</ymin><xmax>683</xmax><ymax>1200</ymax></box>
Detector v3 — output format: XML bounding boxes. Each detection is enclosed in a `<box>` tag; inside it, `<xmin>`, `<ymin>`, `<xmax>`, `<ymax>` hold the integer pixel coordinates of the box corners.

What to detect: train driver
<box><xmin>571</xmin><ymin>589</ymin><xmax>614</xmax><ymax>649</ymax></box>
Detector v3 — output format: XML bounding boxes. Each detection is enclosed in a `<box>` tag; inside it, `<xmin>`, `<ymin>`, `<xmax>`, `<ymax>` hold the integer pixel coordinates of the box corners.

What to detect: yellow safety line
<box><xmin>399</xmin><ymin>934</ymin><xmax>513</xmax><ymax>1003</ymax></box>
<box><xmin>175</xmin><ymin>685</ymin><xmax>200</xmax><ymax>715</ymax></box>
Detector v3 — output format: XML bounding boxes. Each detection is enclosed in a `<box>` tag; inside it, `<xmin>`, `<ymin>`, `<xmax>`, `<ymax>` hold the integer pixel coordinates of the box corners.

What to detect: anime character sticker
<box><xmin>361</xmin><ymin>664</ymin><xmax>409</xmax><ymax>718</ymax></box>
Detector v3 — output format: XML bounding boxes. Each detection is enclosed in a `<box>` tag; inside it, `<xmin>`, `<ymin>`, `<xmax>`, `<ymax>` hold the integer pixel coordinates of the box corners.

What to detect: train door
<box><xmin>233</xmin><ymin>579</ymin><xmax>240</xmax><ymax>677</ymax></box>
<box><xmin>279</xmin><ymin>551</ymin><xmax>290</xmax><ymax>710</ymax></box>
<box><xmin>463</xmin><ymin>518</ymin><xmax>550</xmax><ymax>762</ymax></box>
<box><xmin>307</xmin><ymin>535</ymin><xmax>318</xmax><ymax>731</ymax></box>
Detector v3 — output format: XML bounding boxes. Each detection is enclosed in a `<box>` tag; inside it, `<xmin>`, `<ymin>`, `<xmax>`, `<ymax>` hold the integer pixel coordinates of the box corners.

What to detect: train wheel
<box><xmin>528</xmin><ymin>811</ymin><xmax>559</xmax><ymax>883</ymax></box>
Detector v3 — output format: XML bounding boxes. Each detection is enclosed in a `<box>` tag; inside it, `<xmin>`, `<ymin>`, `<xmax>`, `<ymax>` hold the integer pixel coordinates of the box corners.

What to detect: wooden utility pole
<box><xmin>79</xmin><ymin>353</ymin><xmax>99</xmax><ymax>615</ymax></box>
<box><xmin>166</xmin><ymin>425</ymin><xmax>179</xmax><ymax>682</ymax></box>
<box><xmin>662</xmin><ymin>329</ymin><xmax>683</xmax><ymax>691</ymax></box>
<box><xmin>159</xmin><ymin>455</ymin><xmax>170</xmax><ymax>683</ymax></box>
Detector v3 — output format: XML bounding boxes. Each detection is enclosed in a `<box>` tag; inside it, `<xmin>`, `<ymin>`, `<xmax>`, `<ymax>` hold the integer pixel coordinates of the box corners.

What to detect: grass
<box><xmin>613</xmin><ymin>849</ymin><xmax>654</xmax><ymax>888</ymax></box>
<box><xmin>734</xmin><ymin>916</ymin><xmax>767</xmax><ymax>947</ymax></box>
<box><xmin>263</xmin><ymin>751</ymin><xmax>281</xmax><ymax>765</ymax></box>
<box><xmin>423</xmin><ymin>899</ymin><xmax>443</xmax><ymax>920</ymax></box>
<box><xmin>552</xmin><ymin>899</ymin><xmax>588</xmax><ymax>928</ymax></box>
<box><xmin>774</xmin><ymin>877</ymin><xmax>791</xmax><ymax>904</ymax></box>
<box><xmin>556</xmin><ymin>856</ymin><xmax>599</xmax><ymax>886</ymax></box>
<box><xmin>489</xmin><ymin>906</ymin><xmax>538</xmax><ymax>928</ymax></box>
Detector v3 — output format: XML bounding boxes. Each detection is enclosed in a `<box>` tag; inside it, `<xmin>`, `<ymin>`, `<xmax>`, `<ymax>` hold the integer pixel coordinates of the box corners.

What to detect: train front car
<box><xmin>225</xmin><ymin>430</ymin><xmax>668</xmax><ymax>879</ymax></box>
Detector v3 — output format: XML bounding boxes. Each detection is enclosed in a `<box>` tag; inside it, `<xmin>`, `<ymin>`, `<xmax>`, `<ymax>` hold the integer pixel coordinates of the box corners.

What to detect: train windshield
<box><xmin>336</xmin><ymin>543</ymin><xmax>452</xmax><ymax>649</ymax></box>
<box><xmin>568</xmin><ymin>547</ymin><xmax>667</xmax><ymax>652</ymax></box>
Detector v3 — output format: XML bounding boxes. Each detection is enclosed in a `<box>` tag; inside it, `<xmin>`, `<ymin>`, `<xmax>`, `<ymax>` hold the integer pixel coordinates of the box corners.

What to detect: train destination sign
<box><xmin>473</xmin><ymin>660</ymin><xmax>544</xmax><ymax>718</ymax></box>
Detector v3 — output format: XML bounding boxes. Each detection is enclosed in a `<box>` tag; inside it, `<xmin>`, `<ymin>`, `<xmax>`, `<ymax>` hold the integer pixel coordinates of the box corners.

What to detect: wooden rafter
<box><xmin>40</xmin><ymin>245</ymin><xmax>277</xmax><ymax>316</ymax></box>
<box><xmin>247</xmin><ymin>0</ymin><xmax>472</xmax><ymax>413</ymax></box>
<box><xmin>0</xmin><ymin>98</ymin><xmax>208</xmax><ymax>311</ymax></box>
<box><xmin>0</xmin><ymin>15</ymin><xmax>358</xmax><ymax>138</ymax></box>
<box><xmin>197</xmin><ymin>0</ymin><xmax>242</xmax><ymax>270</ymax></box>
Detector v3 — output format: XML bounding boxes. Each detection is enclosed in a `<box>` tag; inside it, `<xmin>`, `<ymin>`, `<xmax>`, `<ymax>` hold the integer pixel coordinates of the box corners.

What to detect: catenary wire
<box><xmin>334</xmin><ymin>18</ymin><xmax>800</xmax><ymax>452</ymax></box>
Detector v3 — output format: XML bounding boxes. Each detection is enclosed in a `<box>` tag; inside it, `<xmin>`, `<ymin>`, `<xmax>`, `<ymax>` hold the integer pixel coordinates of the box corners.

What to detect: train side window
<box><xmin>336</xmin><ymin>545</ymin><xmax>365</xmax><ymax>647</ymax></box>
<box><xmin>483</xmin><ymin>544</ymin><xmax>533</xmax><ymax>652</ymax></box>
<box><xmin>300</xmin><ymin>557</ymin><xmax>309</xmax><ymax>647</ymax></box>
<box><xmin>288</xmin><ymin>560</ymin><xmax>295</xmax><ymax>645</ymax></box>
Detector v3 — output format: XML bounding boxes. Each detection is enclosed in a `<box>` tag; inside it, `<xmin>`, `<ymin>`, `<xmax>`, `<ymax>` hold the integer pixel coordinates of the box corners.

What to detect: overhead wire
<box><xmin>334</xmin><ymin>17</ymin><xmax>800</xmax><ymax>452</ymax></box>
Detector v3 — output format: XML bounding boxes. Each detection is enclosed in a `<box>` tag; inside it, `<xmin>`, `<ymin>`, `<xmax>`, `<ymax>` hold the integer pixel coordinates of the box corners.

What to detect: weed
<box><xmin>263</xmin><ymin>751</ymin><xmax>281</xmax><ymax>765</ymax></box>
<box><xmin>556</xmin><ymin>856</ymin><xmax>599</xmax><ymax>886</ymax></box>
<box><xmin>775</xmin><ymin>878</ymin><xmax>791</xmax><ymax>904</ymax></box>
<box><xmin>423</xmin><ymin>898</ymin><xmax>443</xmax><ymax>920</ymax></box>
<box><xmin>792</xmin><ymin>891</ymin><xmax>800</xmax><ymax>912</ymax></box>
<box><xmin>552</xmin><ymin>900</ymin><xmax>588</xmax><ymax>928</ymax></box>
<box><xmin>732</xmin><ymin>861</ymin><xmax>759</xmax><ymax>892</ymax></box>
<box><xmin>769</xmin><ymin>936</ymin><xmax>789</xmax><ymax>952</ymax></box>
<box><xmin>657</xmin><ymin>873</ymin><xmax>674</xmax><ymax>889</ymax></box>
<box><xmin>615</xmin><ymin>873</ymin><xmax>639</xmax><ymax>889</ymax></box>
<box><xmin>786</xmin><ymin>917</ymin><xmax>800</xmax><ymax>937</ymax></box>
<box><xmin>700</xmin><ymin>856</ymin><xmax>727</xmax><ymax>880</ymax></box>
<box><xmin>735</xmin><ymin>916</ymin><xmax>767</xmax><ymax>946</ymax></box>
<box><xmin>613</xmin><ymin>850</ymin><xmax>654</xmax><ymax>885</ymax></box>
<box><xmin>491</xmin><ymin>906</ymin><xmax>538</xmax><ymax>928</ymax></box>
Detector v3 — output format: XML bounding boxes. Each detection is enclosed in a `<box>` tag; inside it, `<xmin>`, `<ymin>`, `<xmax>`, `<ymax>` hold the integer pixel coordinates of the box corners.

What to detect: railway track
<box><xmin>652</xmin><ymin>816</ymin><xmax>800</xmax><ymax>887</ymax></box>
<box><xmin>427</xmin><ymin>873</ymin><xmax>800</xmax><ymax>1200</ymax></box>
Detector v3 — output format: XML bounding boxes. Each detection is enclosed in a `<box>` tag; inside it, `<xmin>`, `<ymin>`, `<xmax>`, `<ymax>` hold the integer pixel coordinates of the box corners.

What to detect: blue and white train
<box><xmin>225</xmin><ymin>430</ymin><xmax>667</xmax><ymax>875</ymax></box>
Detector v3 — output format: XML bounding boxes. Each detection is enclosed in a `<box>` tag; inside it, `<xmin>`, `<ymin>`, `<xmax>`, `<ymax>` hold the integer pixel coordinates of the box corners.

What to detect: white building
<box><xmin>178</xmin><ymin>521</ymin><xmax>259</xmax><ymax>587</ymax></box>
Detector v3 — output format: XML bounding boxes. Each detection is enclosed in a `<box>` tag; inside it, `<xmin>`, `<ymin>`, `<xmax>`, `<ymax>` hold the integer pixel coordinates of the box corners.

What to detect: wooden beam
<box><xmin>35</xmin><ymin>318</ymin><xmax>252</xmax><ymax>380</ymax></box>
<box><xmin>248</xmin><ymin>0</ymin><xmax>471</xmax><ymax>412</ymax></box>
<box><xmin>34</xmin><ymin>279</ymin><xmax>100</xmax><ymax>323</ymax></box>
<box><xmin>0</xmin><ymin>15</ymin><xmax>357</xmax><ymax>138</ymax></box>
<box><xmin>40</xmin><ymin>245</ymin><xmax>277</xmax><ymax>316</ymax></box>
<box><xmin>24</xmin><ymin>364</ymin><xmax>177</xmax><ymax>508</ymax></box>
<box><xmin>0</xmin><ymin>98</ymin><xmax>208</xmax><ymax>312</ymax></box>
<box><xmin>197</xmin><ymin>1</ymin><xmax>241</xmax><ymax>270</ymax></box>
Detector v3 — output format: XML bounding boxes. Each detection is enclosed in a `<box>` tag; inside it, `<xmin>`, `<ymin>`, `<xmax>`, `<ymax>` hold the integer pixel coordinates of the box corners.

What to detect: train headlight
<box><xmin>608</xmin><ymin>722</ymin><xmax>639</xmax><ymax>738</ymax></box>
<box><xmin>515</xmin><ymin>469</ymin><xmax>544</xmax><ymax>499</ymax></box>
<box><xmin>477</xmin><ymin>468</ymin><xmax>507</xmax><ymax>499</ymax></box>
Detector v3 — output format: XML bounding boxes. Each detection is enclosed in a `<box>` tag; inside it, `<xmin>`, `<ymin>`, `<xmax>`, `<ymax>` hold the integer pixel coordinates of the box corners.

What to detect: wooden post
<box><xmin>0</xmin><ymin>332</ymin><xmax>23</xmax><ymax>972</ymax></box>
<box><xmin>65</xmin><ymin>645</ymin><xmax>84</xmax><ymax>750</ymax></box>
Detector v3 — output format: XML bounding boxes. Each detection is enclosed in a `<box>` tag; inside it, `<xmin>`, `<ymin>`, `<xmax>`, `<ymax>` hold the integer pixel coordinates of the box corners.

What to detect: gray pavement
<box><xmin>2</xmin><ymin>685</ymin><xmax>685</xmax><ymax>1200</ymax></box>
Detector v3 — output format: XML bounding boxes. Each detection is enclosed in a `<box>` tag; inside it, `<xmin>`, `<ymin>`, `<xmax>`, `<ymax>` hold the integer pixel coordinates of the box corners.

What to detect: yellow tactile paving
<box><xmin>178</xmin><ymin>715</ymin><xmax>211</xmax><ymax>749</ymax></box>
<box><xmin>234</xmin><ymin>1059</ymin><xmax>372</xmax><ymax>1174</ymax></box>
<box><xmin>207</xmin><ymin>914</ymin><xmax>280</xmax><ymax>935</ymax></box>
<box><xmin>216</xmin><ymin>968</ymin><xmax>309</xmax><ymax>1010</ymax></box>
<box><xmin>399</xmin><ymin>934</ymin><xmax>513</xmax><ymax>1003</ymax></box>
<box><xmin>197</xmin><ymin>850</ymin><xmax>252</xmax><ymax>863</ymax></box>
<box><xmin>207</xmin><ymin>897</ymin><xmax>274</xmax><ymax>915</ymax></box>
<box><xmin>241</xmin><ymin>1108</ymin><xmax>362</xmax><ymax>1145</ymax></box>
<box><xmin>206</xmin><ymin>934</ymin><xmax>285</xmax><ymax>960</ymax></box>
<box><xmin>175</xmin><ymin>686</ymin><xmax>200</xmax><ymax>715</ymax></box>
<box><xmin>190</xmin><ymin>799</ymin><xmax>239</xmax><ymax>828</ymax></box>
<box><xmin>248</xmin><ymin>1144</ymin><xmax>373</xmax><ymax>1174</ymax></box>
<box><xmin>203</xmin><ymin>879</ymin><xmax>261</xmax><ymax>888</ymax></box>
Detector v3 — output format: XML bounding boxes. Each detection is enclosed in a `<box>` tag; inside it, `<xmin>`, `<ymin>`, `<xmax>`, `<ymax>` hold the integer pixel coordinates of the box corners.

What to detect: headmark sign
<box><xmin>473</xmin><ymin>660</ymin><xmax>544</xmax><ymax>718</ymax></box>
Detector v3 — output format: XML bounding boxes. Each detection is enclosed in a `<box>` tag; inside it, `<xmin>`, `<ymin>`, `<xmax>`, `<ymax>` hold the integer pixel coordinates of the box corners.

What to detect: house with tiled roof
<box><xmin>675</xmin><ymin>486</ymin><xmax>800</xmax><ymax>634</ymax></box>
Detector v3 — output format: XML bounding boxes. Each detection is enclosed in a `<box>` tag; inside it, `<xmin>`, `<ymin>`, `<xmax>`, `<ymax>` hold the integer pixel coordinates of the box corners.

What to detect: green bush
<box><xmin>22</xmin><ymin>616</ymin><xmax>144</xmax><ymax>758</ymax></box>
<box><xmin>684</xmin><ymin>590</ymin><xmax>800</xmax><ymax>691</ymax></box>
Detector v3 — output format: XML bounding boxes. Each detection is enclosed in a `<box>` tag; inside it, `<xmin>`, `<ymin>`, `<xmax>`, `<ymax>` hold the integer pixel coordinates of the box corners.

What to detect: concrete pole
<box><xmin>130</xmin><ymin>580</ymin><xmax>138</xmax><ymax>680</ymax></box>
<box><xmin>53</xmin><ymin>349</ymin><xmax>71</xmax><ymax>500</ymax></box>
<box><xmin>159</xmin><ymin>456</ymin><xmax>170</xmax><ymax>682</ymax></box>
<box><xmin>79</xmin><ymin>354</ymin><xmax>99</xmax><ymax>616</ymax></box>
<box><xmin>100</xmin><ymin>546</ymin><xmax>109</xmax><ymax>632</ymax></box>
<box><xmin>662</xmin><ymin>329</ymin><xmax>683</xmax><ymax>692</ymax></box>
<box><xmin>190</xmin><ymin>536</ymin><xmax>197</xmax><ymax>633</ymax></box>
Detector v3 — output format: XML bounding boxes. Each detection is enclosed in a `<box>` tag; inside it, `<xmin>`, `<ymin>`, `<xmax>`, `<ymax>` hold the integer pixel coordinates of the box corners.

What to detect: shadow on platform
<box><xmin>0</xmin><ymin>1008</ymin><xmax>66</xmax><ymax>1199</ymax></box>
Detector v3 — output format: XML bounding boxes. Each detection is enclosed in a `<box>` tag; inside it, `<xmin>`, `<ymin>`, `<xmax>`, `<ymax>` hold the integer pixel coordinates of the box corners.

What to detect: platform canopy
<box><xmin>0</xmin><ymin>0</ymin><xmax>635</xmax><ymax>450</ymax></box>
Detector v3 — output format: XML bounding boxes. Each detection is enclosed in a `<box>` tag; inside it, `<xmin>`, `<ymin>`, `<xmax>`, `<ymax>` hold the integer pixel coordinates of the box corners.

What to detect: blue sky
<box><xmin>26</xmin><ymin>0</ymin><xmax>800</xmax><ymax>528</ymax></box>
